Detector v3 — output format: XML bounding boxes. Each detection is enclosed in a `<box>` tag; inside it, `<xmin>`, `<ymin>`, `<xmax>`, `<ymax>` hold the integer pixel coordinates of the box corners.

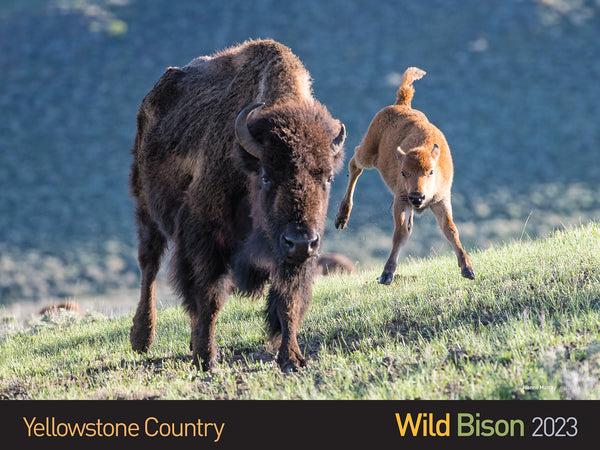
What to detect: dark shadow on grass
<box><xmin>84</xmin><ymin>354</ymin><xmax>193</xmax><ymax>377</ymax></box>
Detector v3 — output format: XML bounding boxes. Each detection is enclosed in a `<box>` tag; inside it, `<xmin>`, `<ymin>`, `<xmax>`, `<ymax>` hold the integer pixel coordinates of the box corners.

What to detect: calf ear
<box><xmin>395</xmin><ymin>146</ymin><xmax>406</xmax><ymax>161</ymax></box>
<box><xmin>431</xmin><ymin>144</ymin><xmax>440</xmax><ymax>163</ymax></box>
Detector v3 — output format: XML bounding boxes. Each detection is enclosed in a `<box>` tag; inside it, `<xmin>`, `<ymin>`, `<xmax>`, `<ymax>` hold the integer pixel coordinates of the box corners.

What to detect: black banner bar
<box><xmin>1</xmin><ymin>400</ymin><xmax>597</xmax><ymax>448</ymax></box>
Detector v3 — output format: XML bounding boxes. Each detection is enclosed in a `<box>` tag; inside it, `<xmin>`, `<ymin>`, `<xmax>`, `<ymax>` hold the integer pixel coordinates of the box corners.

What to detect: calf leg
<box><xmin>380</xmin><ymin>199</ymin><xmax>413</xmax><ymax>285</ymax></box>
<box><xmin>335</xmin><ymin>156</ymin><xmax>363</xmax><ymax>229</ymax></box>
<box><xmin>130</xmin><ymin>207</ymin><xmax>167</xmax><ymax>353</ymax></box>
<box><xmin>431</xmin><ymin>200</ymin><xmax>475</xmax><ymax>279</ymax></box>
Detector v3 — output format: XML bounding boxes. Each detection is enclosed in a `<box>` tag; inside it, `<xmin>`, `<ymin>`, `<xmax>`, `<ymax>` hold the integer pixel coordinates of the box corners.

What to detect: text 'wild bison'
<box><xmin>129</xmin><ymin>39</ymin><xmax>346</xmax><ymax>372</ymax></box>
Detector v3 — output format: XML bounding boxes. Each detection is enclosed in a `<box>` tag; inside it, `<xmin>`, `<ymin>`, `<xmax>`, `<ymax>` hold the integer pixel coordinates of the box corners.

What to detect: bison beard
<box><xmin>129</xmin><ymin>39</ymin><xmax>345</xmax><ymax>372</ymax></box>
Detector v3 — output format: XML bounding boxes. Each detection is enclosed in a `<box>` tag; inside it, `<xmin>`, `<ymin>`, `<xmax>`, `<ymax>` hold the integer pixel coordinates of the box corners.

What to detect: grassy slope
<box><xmin>1</xmin><ymin>222</ymin><xmax>599</xmax><ymax>400</ymax></box>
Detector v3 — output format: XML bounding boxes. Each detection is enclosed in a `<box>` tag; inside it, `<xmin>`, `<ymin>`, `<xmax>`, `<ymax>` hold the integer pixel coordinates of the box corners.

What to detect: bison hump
<box><xmin>144</xmin><ymin>66</ymin><xmax>186</xmax><ymax>117</ymax></box>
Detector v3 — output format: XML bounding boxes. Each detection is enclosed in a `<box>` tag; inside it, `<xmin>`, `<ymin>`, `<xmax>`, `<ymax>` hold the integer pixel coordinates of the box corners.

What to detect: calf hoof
<box><xmin>335</xmin><ymin>204</ymin><xmax>351</xmax><ymax>229</ymax></box>
<box><xmin>461</xmin><ymin>266</ymin><xmax>476</xmax><ymax>280</ymax></box>
<box><xmin>334</xmin><ymin>214</ymin><xmax>348</xmax><ymax>230</ymax></box>
<box><xmin>379</xmin><ymin>273</ymin><xmax>394</xmax><ymax>285</ymax></box>
<box><xmin>130</xmin><ymin>325</ymin><xmax>154</xmax><ymax>353</ymax></box>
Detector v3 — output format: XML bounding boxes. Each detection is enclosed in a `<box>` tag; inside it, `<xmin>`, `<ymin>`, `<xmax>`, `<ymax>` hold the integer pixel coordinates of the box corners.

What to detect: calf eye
<box><xmin>429</xmin><ymin>169</ymin><xmax>434</xmax><ymax>176</ymax></box>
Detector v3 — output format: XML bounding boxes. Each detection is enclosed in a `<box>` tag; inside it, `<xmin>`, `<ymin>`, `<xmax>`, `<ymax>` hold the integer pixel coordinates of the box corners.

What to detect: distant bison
<box><xmin>39</xmin><ymin>301</ymin><xmax>83</xmax><ymax>316</ymax></box>
<box><xmin>316</xmin><ymin>253</ymin><xmax>355</xmax><ymax>276</ymax></box>
<box><xmin>129</xmin><ymin>39</ymin><xmax>346</xmax><ymax>372</ymax></box>
<box><xmin>335</xmin><ymin>67</ymin><xmax>474</xmax><ymax>284</ymax></box>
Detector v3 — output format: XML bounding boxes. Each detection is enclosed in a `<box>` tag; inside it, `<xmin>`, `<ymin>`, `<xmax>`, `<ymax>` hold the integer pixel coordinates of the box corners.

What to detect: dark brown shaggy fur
<box><xmin>129</xmin><ymin>39</ymin><xmax>345</xmax><ymax>372</ymax></box>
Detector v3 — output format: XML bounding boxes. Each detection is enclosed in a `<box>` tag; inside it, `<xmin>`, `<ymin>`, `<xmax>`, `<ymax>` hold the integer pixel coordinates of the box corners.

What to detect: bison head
<box><xmin>396</xmin><ymin>143</ymin><xmax>440</xmax><ymax>210</ymax></box>
<box><xmin>235</xmin><ymin>102</ymin><xmax>345</xmax><ymax>267</ymax></box>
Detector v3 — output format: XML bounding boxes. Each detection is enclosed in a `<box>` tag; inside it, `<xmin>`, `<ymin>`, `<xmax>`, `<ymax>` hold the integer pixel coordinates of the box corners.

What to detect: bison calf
<box><xmin>335</xmin><ymin>67</ymin><xmax>474</xmax><ymax>284</ymax></box>
<box><xmin>316</xmin><ymin>253</ymin><xmax>355</xmax><ymax>276</ymax></box>
<box><xmin>39</xmin><ymin>301</ymin><xmax>83</xmax><ymax>316</ymax></box>
<box><xmin>129</xmin><ymin>39</ymin><xmax>345</xmax><ymax>372</ymax></box>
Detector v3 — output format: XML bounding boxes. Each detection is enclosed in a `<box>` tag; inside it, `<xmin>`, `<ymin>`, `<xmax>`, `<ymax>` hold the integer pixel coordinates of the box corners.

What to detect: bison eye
<box><xmin>401</xmin><ymin>171</ymin><xmax>406</xmax><ymax>178</ymax></box>
<box><xmin>261</xmin><ymin>174</ymin><xmax>271</xmax><ymax>187</ymax></box>
<box><xmin>429</xmin><ymin>169</ymin><xmax>434</xmax><ymax>176</ymax></box>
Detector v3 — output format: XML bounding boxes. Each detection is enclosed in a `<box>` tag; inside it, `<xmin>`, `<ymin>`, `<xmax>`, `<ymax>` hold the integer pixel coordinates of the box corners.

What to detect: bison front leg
<box><xmin>380</xmin><ymin>200</ymin><xmax>413</xmax><ymax>285</ymax></box>
<box><xmin>267</xmin><ymin>284</ymin><xmax>311</xmax><ymax>373</ymax></box>
<box><xmin>130</xmin><ymin>208</ymin><xmax>167</xmax><ymax>353</ymax></box>
<box><xmin>188</xmin><ymin>286</ymin><xmax>227</xmax><ymax>372</ymax></box>
<box><xmin>278</xmin><ymin>328</ymin><xmax>306</xmax><ymax>373</ymax></box>
<box><xmin>431</xmin><ymin>200</ymin><xmax>475</xmax><ymax>280</ymax></box>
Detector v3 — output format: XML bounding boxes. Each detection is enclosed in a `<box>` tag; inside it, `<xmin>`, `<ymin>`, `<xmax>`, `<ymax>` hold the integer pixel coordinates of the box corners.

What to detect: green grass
<box><xmin>1</xmin><ymin>222</ymin><xmax>599</xmax><ymax>400</ymax></box>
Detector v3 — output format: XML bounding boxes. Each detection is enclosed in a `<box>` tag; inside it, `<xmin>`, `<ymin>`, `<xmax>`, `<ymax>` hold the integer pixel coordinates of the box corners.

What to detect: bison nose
<box><xmin>280</xmin><ymin>230</ymin><xmax>320</xmax><ymax>264</ymax></box>
<box><xmin>408</xmin><ymin>192</ymin><xmax>426</xmax><ymax>207</ymax></box>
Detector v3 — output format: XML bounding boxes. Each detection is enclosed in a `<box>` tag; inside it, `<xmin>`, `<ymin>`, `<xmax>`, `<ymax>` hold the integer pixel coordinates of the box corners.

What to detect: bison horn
<box><xmin>331</xmin><ymin>123</ymin><xmax>346</xmax><ymax>155</ymax></box>
<box><xmin>235</xmin><ymin>102</ymin><xmax>265</xmax><ymax>160</ymax></box>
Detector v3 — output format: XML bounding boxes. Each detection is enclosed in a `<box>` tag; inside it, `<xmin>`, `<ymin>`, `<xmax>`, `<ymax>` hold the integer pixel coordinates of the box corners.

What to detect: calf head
<box><xmin>396</xmin><ymin>144</ymin><xmax>440</xmax><ymax>209</ymax></box>
<box><xmin>235</xmin><ymin>102</ymin><xmax>345</xmax><ymax>267</ymax></box>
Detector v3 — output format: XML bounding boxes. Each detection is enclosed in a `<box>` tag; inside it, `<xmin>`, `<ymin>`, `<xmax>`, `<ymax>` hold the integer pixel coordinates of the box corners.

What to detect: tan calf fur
<box><xmin>335</xmin><ymin>67</ymin><xmax>474</xmax><ymax>284</ymax></box>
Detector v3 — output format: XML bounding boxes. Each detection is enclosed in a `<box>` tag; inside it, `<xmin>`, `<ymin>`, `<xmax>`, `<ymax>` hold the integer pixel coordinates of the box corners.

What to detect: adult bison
<box><xmin>129</xmin><ymin>39</ymin><xmax>346</xmax><ymax>372</ymax></box>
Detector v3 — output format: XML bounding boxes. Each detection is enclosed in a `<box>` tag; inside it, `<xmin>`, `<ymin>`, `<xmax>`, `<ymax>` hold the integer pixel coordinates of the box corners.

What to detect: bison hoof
<box><xmin>278</xmin><ymin>354</ymin><xmax>307</xmax><ymax>373</ymax></box>
<box><xmin>280</xmin><ymin>359</ymin><xmax>306</xmax><ymax>374</ymax></box>
<box><xmin>379</xmin><ymin>273</ymin><xmax>394</xmax><ymax>285</ymax></box>
<box><xmin>192</xmin><ymin>352</ymin><xmax>221</xmax><ymax>372</ymax></box>
<box><xmin>130</xmin><ymin>326</ymin><xmax>154</xmax><ymax>353</ymax></box>
<box><xmin>461</xmin><ymin>267</ymin><xmax>476</xmax><ymax>280</ymax></box>
<box><xmin>192</xmin><ymin>356</ymin><xmax>218</xmax><ymax>372</ymax></box>
<box><xmin>201</xmin><ymin>359</ymin><xmax>218</xmax><ymax>372</ymax></box>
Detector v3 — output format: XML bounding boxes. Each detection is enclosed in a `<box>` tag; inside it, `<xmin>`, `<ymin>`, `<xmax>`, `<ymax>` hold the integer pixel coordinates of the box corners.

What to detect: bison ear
<box><xmin>395</xmin><ymin>146</ymin><xmax>406</xmax><ymax>161</ymax></box>
<box><xmin>431</xmin><ymin>144</ymin><xmax>440</xmax><ymax>163</ymax></box>
<box><xmin>331</xmin><ymin>123</ymin><xmax>346</xmax><ymax>155</ymax></box>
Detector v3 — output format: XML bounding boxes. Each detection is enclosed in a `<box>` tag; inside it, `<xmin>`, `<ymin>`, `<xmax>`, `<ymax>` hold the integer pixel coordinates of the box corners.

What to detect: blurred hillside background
<box><xmin>1</xmin><ymin>0</ymin><xmax>599</xmax><ymax>306</ymax></box>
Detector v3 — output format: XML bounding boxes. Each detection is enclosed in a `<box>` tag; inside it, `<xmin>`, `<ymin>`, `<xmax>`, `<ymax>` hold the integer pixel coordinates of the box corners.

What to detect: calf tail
<box><xmin>395</xmin><ymin>67</ymin><xmax>426</xmax><ymax>107</ymax></box>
